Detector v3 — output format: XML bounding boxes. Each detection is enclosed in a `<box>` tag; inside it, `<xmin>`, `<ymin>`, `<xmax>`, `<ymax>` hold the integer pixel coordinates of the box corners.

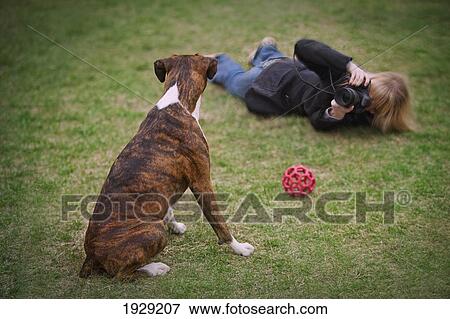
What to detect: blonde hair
<box><xmin>369</xmin><ymin>72</ymin><xmax>415</xmax><ymax>133</ymax></box>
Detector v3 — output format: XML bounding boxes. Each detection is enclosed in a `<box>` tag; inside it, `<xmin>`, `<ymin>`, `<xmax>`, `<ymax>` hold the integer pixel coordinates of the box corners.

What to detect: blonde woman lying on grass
<box><xmin>208</xmin><ymin>37</ymin><xmax>415</xmax><ymax>133</ymax></box>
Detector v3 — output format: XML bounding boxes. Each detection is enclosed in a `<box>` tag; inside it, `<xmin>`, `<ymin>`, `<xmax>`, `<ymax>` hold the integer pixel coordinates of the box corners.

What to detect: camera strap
<box><xmin>292</xmin><ymin>52</ymin><xmax>336</xmax><ymax>95</ymax></box>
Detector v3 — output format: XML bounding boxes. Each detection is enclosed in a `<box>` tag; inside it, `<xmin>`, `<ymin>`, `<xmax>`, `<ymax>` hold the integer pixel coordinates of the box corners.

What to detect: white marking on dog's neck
<box><xmin>157</xmin><ymin>83</ymin><xmax>180</xmax><ymax>109</ymax></box>
<box><xmin>193</xmin><ymin>95</ymin><xmax>207</xmax><ymax>143</ymax></box>
<box><xmin>192</xmin><ymin>95</ymin><xmax>202</xmax><ymax>120</ymax></box>
<box><xmin>157</xmin><ymin>83</ymin><xmax>207</xmax><ymax>143</ymax></box>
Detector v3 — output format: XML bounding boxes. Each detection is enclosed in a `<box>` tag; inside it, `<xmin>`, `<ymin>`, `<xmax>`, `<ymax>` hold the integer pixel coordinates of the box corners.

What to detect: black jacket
<box><xmin>244</xmin><ymin>39</ymin><xmax>373</xmax><ymax>130</ymax></box>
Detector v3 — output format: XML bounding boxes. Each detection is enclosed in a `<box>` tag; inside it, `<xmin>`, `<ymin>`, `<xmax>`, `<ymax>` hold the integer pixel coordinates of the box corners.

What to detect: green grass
<box><xmin>1</xmin><ymin>0</ymin><xmax>449</xmax><ymax>298</ymax></box>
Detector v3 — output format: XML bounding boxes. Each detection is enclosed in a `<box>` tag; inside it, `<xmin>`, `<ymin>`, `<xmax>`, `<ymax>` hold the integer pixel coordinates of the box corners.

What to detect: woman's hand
<box><xmin>346</xmin><ymin>61</ymin><xmax>370</xmax><ymax>86</ymax></box>
<box><xmin>329</xmin><ymin>99</ymin><xmax>354</xmax><ymax>120</ymax></box>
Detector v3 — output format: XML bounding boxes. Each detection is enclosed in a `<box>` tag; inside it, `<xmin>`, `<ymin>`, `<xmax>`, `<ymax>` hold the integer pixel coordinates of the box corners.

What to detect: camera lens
<box><xmin>341</xmin><ymin>90</ymin><xmax>352</xmax><ymax>104</ymax></box>
<box><xmin>335</xmin><ymin>88</ymin><xmax>360</xmax><ymax>107</ymax></box>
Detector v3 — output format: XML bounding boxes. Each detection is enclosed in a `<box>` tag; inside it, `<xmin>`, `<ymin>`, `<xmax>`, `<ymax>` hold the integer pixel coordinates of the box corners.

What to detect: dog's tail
<box><xmin>79</xmin><ymin>257</ymin><xmax>95</xmax><ymax>278</ymax></box>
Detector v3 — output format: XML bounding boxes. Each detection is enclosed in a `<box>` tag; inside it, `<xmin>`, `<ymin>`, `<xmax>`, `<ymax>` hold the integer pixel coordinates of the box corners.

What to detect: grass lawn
<box><xmin>0</xmin><ymin>0</ymin><xmax>449</xmax><ymax>298</ymax></box>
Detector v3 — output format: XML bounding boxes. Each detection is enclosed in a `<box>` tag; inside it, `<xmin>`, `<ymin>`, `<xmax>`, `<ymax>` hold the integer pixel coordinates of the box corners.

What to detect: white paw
<box><xmin>169</xmin><ymin>222</ymin><xmax>186</xmax><ymax>235</ymax></box>
<box><xmin>229</xmin><ymin>237</ymin><xmax>255</xmax><ymax>257</ymax></box>
<box><xmin>138</xmin><ymin>262</ymin><xmax>170</xmax><ymax>277</ymax></box>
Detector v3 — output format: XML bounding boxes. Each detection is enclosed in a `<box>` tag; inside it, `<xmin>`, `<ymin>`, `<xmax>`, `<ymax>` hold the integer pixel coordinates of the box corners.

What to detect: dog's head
<box><xmin>154</xmin><ymin>54</ymin><xmax>217</xmax><ymax>113</ymax></box>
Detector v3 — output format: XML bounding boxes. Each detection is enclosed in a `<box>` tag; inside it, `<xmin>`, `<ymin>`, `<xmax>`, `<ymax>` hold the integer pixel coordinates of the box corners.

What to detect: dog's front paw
<box><xmin>229</xmin><ymin>238</ymin><xmax>255</xmax><ymax>257</ymax></box>
<box><xmin>169</xmin><ymin>222</ymin><xmax>186</xmax><ymax>235</ymax></box>
<box><xmin>236</xmin><ymin>242</ymin><xmax>255</xmax><ymax>257</ymax></box>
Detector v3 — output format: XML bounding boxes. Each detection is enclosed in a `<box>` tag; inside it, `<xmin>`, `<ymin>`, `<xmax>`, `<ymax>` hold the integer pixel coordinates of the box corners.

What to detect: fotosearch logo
<box><xmin>61</xmin><ymin>191</ymin><xmax>411</xmax><ymax>225</ymax></box>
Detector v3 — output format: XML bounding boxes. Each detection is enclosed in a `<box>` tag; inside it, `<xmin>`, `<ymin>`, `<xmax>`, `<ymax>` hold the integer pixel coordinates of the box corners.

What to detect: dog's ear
<box><xmin>206</xmin><ymin>58</ymin><xmax>217</xmax><ymax>80</ymax></box>
<box><xmin>154</xmin><ymin>58</ymin><xmax>168</xmax><ymax>83</ymax></box>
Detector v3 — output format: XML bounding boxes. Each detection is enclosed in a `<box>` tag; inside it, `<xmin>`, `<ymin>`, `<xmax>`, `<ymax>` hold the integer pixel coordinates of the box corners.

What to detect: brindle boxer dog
<box><xmin>80</xmin><ymin>54</ymin><xmax>254</xmax><ymax>279</ymax></box>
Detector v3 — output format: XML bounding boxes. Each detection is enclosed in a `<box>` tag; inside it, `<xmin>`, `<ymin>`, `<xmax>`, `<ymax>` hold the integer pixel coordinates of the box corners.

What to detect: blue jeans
<box><xmin>211</xmin><ymin>45</ymin><xmax>285</xmax><ymax>99</ymax></box>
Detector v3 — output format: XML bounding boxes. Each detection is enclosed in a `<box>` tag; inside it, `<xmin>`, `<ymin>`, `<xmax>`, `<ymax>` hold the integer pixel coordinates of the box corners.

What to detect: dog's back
<box><xmin>104</xmin><ymin>103</ymin><xmax>208</xmax><ymax>200</ymax></box>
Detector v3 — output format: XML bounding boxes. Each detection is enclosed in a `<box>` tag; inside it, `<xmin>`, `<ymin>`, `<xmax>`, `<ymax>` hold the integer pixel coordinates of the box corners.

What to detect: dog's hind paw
<box><xmin>138</xmin><ymin>262</ymin><xmax>170</xmax><ymax>277</ymax></box>
<box><xmin>229</xmin><ymin>237</ymin><xmax>255</xmax><ymax>257</ymax></box>
<box><xmin>169</xmin><ymin>222</ymin><xmax>186</xmax><ymax>235</ymax></box>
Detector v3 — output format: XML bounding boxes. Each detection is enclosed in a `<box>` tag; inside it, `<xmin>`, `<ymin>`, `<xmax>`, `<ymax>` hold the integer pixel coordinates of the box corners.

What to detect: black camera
<box><xmin>334</xmin><ymin>85</ymin><xmax>371</xmax><ymax>113</ymax></box>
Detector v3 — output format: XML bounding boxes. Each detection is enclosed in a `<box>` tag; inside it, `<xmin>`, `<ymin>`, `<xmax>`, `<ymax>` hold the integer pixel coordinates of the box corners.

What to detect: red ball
<box><xmin>282</xmin><ymin>164</ymin><xmax>316</xmax><ymax>197</ymax></box>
